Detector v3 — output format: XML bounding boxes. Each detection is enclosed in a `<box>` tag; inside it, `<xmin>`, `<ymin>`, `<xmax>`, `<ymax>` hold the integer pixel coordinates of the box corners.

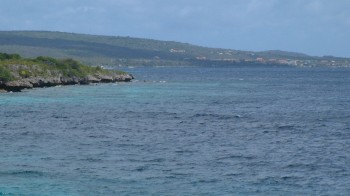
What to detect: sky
<box><xmin>0</xmin><ymin>0</ymin><xmax>350</xmax><ymax>57</ymax></box>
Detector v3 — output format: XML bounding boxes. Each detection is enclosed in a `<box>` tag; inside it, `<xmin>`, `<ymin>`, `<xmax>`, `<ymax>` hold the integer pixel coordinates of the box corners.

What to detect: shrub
<box><xmin>0</xmin><ymin>66</ymin><xmax>14</xmax><ymax>82</ymax></box>
<box><xmin>35</xmin><ymin>56</ymin><xmax>59</xmax><ymax>65</ymax></box>
<box><xmin>19</xmin><ymin>69</ymin><xmax>31</xmax><ymax>78</ymax></box>
<box><xmin>0</xmin><ymin>53</ymin><xmax>21</xmax><ymax>61</ymax></box>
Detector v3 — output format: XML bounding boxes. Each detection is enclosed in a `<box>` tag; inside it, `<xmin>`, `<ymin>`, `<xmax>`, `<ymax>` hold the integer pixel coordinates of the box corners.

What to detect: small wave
<box><xmin>192</xmin><ymin>113</ymin><xmax>243</xmax><ymax>120</ymax></box>
<box><xmin>168</xmin><ymin>172</ymin><xmax>192</xmax><ymax>177</ymax></box>
<box><xmin>80</xmin><ymin>157</ymin><xmax>103</xmax><ymax>162</ymax></box>
<box><xmin>254</xmin><ymin>175</ymin><xmax>303</xmax><ymax>185</ymax></box>
<box><xmin>52</xmin><ymin>115</ymin><xmax>69</xmax><ymax>119</ymax></box>
<box><xmin>275</xmin><ymin>124</ymin><xmax>296</xmax><ymax>130</ymax></box>
<box><xmin>217</xmin><ymin>154</ymin><xmax>256</xmax><ymax>160</ymax></box>
<box><xmin>284</xmin><ymin>163</ymin><xmax>317</xmax><ymax>171</ymax></box>
<box><xmin>144</xmin><ymin>158</ymin><xmax>166</xmax><ymax>163</ymax></box>
<box><xmin>133</xmin><ymin>165</ymin><xmax>149</xmax><ymax>172</ymax></box>
<box><xmin>0</xmin><ymin>191</ymin><xmax>14</xmax><ymax>195</ymax></box>
<box><xmin>175</xmin><ymin>150</ymin><xmax>195</xmax><ymax>154</ymax></box>
<box><xmin>125</xmin><ymin>158</ymin><xmax>166</xmax><ymax>164</ymax></box>
<box><xmin>223</xmin><ymin>172</ymin><xmax>244</xmax><ymax>177</ymax></box>
<box><xmin>0</xmin><ymin>170</ymin><xmax>45</xmax><ymax>177</ymax></box>
<box><xmin>20</xmin><ymin>131</ymin><xmax>30</xmax><ymax>135</ymax></box>
<box><xmin>195</xmin><ymin>178</ymin><xmax>220</xmax><ymax>184</ymax></box>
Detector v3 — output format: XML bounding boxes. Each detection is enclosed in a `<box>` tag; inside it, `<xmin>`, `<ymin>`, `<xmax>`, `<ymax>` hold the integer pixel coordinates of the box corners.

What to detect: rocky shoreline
<box><xmin>0</xmin><ymin>73</ymin><xmax>134</xmax><ymax>92</ymax></box>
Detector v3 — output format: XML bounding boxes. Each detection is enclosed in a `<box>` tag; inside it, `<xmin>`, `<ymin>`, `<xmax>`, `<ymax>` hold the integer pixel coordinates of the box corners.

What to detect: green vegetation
<box><xmin>0</xmin><ymin>52</ymin><xmax>21</xmax><ymax>61</ymax></box>
<box><xmin>33</xmin><ymin>56</ymin><xmax>107</xmax><ymax>77</ymax></box>
<box><xmin>0</xmin><ymin>65</ymin><xmax>13</xmax><ymax>82</ymax></box>
<box><xmin>0</xmin><ymin>52</ymin><xmax>120</xmax><ymax>82</ymax></box>
<box><xmin>0</xmin><ymin>31</ymin><xmax>349</xmax><ymax>67</ymax></box>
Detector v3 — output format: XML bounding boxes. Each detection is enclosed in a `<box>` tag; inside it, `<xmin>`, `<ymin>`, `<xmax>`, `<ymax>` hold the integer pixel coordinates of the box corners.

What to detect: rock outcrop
<box><xmin>0</xmin><ymin>73</ymin><xmax>134</xmax><ymax>92</ymax></box>
<box><xmin>0</xmin><ymin>54</ymin><xmax>135</xmax><ymax>92</ymax></box>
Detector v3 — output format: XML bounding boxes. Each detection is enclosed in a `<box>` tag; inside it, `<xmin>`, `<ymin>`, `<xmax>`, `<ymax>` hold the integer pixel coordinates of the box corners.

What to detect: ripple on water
<box><xmin>1</xmin><ymin>66</ymin><xmax>350</xmax><ymax>195</ymax></box>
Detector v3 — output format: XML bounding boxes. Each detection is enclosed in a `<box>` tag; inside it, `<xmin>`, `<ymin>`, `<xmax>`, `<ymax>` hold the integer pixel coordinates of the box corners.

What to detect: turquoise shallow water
<box><xmin>1</xmin><ymin>66</ymin><xmax>350</xmax><ymax>195</ymax></box>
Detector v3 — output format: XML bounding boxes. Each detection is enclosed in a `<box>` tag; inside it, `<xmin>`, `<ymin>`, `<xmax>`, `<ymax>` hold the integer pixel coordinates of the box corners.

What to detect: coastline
<box><xmin>0</xmin><ymin>72</ymin><xmax>133</xmax><ymax>92</ymax></box>
<box><xmin>0</xmin><ymin>53</ymin><xmax>134</xmax><ymax>92</ymax></box>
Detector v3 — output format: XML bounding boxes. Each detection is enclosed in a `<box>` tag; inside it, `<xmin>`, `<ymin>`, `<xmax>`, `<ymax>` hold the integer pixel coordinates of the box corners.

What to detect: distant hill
<box><xmin>0</xmin><ymin>31</ymin><xmax>349</xmax><ymax>67</ymax></box>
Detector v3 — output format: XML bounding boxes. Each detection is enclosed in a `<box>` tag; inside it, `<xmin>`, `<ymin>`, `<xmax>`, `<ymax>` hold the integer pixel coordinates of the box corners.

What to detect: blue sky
<box><xmin>1</xmin><ymin>0</ymin><xmax>349</xmax><ymax>57</ymax></box>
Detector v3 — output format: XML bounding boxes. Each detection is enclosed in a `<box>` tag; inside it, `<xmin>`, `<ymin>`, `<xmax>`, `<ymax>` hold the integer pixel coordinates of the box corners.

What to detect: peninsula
<box><xmin>0</xmin><ymin>53</ymin><xmax>133</xmax><ymax>92</ymax></box>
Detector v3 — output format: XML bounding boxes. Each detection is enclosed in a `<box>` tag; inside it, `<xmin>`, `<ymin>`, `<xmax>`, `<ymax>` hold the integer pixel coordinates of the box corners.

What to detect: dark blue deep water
<box><xmin>1</xmin><ymin>66</ymin><xmax>350</xmax><ymax>195</ymax></box>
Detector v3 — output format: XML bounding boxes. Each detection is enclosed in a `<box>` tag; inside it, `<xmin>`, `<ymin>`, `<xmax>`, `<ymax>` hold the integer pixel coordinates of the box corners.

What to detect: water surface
<box><xmin>1</xmin><ymin>66</ymin><xmax>350</xmax><ymax>195</ymax></box>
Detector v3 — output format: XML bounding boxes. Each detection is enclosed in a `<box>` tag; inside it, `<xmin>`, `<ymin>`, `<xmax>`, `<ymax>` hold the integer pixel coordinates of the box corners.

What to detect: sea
<box><xmin>0</xmin><ymin>65</ymin><xmax>349</xmax><ymax>195</ymax></box>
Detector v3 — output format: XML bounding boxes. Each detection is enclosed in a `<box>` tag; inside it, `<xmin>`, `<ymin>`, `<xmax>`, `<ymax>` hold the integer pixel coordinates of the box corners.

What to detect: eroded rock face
<box><xmin>60</xmin><ymin>77</ymin><xmax>80</xmax><ymax>85</ymax></box>
<box><xmin>26</xmin><ymin>77</ymin><xmax>62</xmax><ymax>87</ymax></box>
<box><xmin>82</xmin><ymin>75</ymin><xmax>101</xmax><ymax>84</ymax></box>
<box><xmin>5</xmin><ymin>80</ymin><xmax>33</xmax><ymax>92</ymax></box>
<box><xmin>0</xmin><ymin>73</ymin><xmax>134</xmax><ymax>92</ymax></box>
<box><xmin>114</xmin><ymin>74</ymin><xmax>134</xmax><ymax>82</ymax></box>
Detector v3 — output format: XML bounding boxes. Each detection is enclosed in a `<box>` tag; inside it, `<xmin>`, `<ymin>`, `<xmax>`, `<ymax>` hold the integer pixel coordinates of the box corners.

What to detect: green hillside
<box><xmin>0</xmin><ymin>31</ymin><xmax>349</xmax><ymax>67</ymax></box>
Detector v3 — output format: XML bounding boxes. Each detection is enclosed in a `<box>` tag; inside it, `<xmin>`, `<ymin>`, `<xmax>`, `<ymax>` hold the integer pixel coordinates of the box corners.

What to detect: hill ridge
<box><xmin>0</xmin><ymin>31</ymin><xmax>349</xmax><ymax>67</ymax></box>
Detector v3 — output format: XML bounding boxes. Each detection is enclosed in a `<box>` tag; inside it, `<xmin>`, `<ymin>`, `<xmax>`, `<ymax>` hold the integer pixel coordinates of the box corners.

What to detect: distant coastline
<box><xmin>0</xmin><ymin>53</ymin><xmax>133</xmax><ymax>92</ymax></box>
<box><xmin>1</xmin><ymin>31</ymin><xmax>350</xmax><ymax>68</ymax></box>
